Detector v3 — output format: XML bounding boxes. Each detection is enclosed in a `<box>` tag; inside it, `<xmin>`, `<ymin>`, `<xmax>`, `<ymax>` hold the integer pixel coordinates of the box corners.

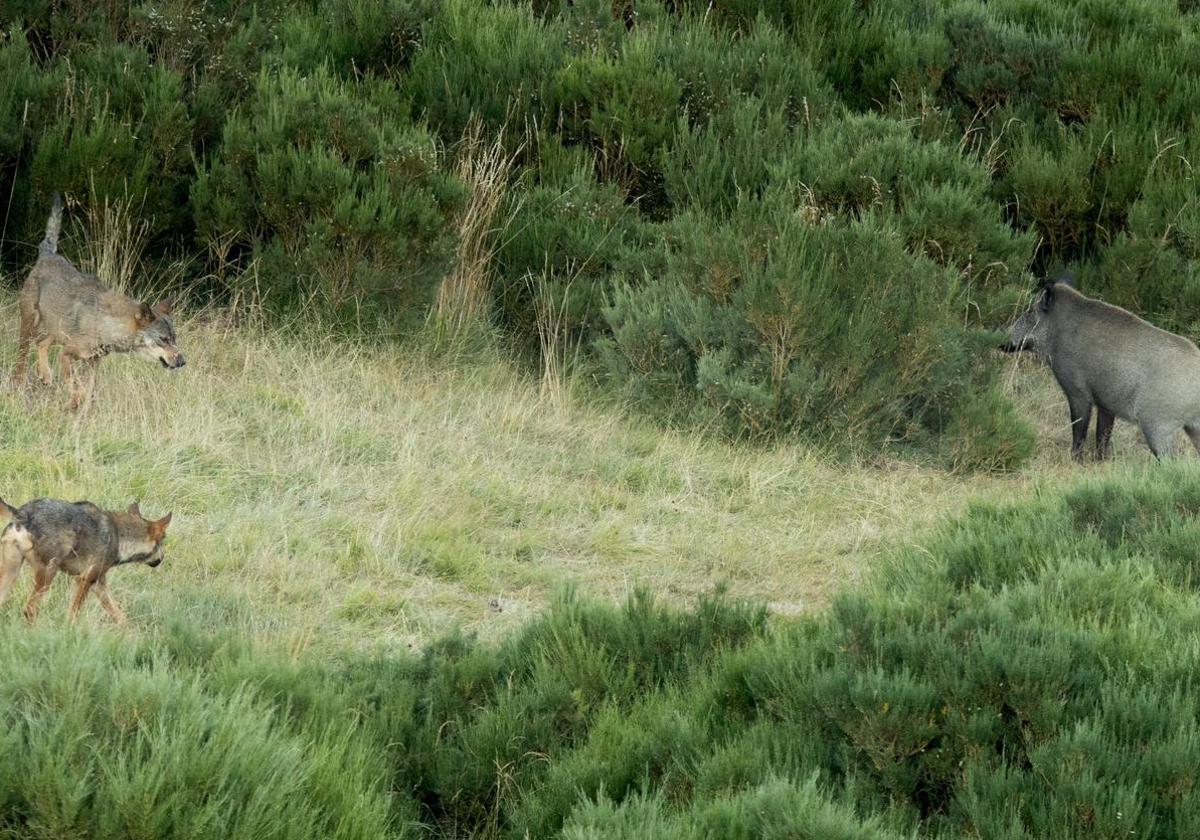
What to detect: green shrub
<box><xmin>192</xmin><ymin>67</ymin><xmax>460</xmax><ymax>319</ymax></box>
<box><xmin>8</xmin><ymin>466</ymin><xmax>1200</xmax><ymax>838</ymax></box>
<box><xmin>492</xmin><ymin>141</ymin><xmax>652</xmax><ymax>342</ymax></box>
<box><xmin>0</xmin><ymin>629</ymin><xmax>402</xmax><ymax>840</ymax></box>
<box><xmin>28</xmin><ymin>42</ymin><xmax>193</xmax><ymax>239</ymax></box>
<box><xmin>405</xmin><ymin>0</ymin><xmax>565</xmax><ymax>147</ymax></box>
<box><xmin>599</xmin><ymin>213</ymin><xmax>1026</xmax><ymax>463</ymax></box>
<box><xmin>270</xmin><ymin>0</ymin><xmax>437</xmax><ymax>79</ymax></box>
<box><xmin>942</xmin><ymin>379</ymin><xmax>1037</xmax><ymax>472</ymax></box>
<box><xmin>0</xmin><ymin>29</ymin><xmax>64</xmax><ymax>268</ymax></box>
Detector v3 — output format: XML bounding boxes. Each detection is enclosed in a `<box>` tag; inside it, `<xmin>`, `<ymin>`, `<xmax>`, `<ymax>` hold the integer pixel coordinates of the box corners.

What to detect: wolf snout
<box><xmin>162</xmin><ymin>354</ymin><xmax>185</xmax><ymax>369</ymax></box>
<box><xmin>148</xmin><ymin>557</ymin><xmax>163</xmax><ymax>568</ymax></box>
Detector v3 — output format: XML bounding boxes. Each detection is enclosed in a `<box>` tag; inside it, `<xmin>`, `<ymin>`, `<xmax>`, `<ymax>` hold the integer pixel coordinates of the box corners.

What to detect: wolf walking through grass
<box><xmin>10</xmin><ymin>193</ymin><xmax>184</xmax><ymax>411</ymax></box>
<box><xmin>0</xmin><ymin>497</ymin><xmax>171</xmax><ymax>624</ymax></box>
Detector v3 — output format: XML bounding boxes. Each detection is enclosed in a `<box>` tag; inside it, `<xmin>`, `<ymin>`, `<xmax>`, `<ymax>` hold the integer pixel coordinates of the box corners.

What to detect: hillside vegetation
<box><xmin>0</xmin><ymin>354</ymin><xmax>1193</xmax><ymax>837</ymax></box>
<box><xmin>0</xmin><ymin>299</ymin><xmax>1177</xmax><ymax>838</ymax></box>
<box><xmin>3</xmin><ymin>1</ymin><xmax>1200</xmax><ymax>837</ymax></box>
<box><xmin>4</xmin><ymin>0</ymin><xmax>1200</xmax><ymax>463</ymax></box>
<box><xmin>0</xmin><ymin>297</ymin><xmax>1100</xmax><ymax>651</ymax></box>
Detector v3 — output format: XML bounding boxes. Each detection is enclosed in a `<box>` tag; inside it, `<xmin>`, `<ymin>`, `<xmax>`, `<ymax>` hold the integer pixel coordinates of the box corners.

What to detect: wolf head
<box><xmin>133</xmin><ymin>300</ymin><xmax>185</xmax><ymax>369</ymax></box>
<box><xmin>114</xmin><ymin>503</ymin><xmax>173</xmax><ymax>567</ymax></box>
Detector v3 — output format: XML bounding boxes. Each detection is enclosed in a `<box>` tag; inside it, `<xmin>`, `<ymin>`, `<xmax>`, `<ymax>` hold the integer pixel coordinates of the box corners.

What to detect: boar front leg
<box><xmin>1067</xmin><ymin>396</ymin><xmax>1093</xmax><ymax>462</ymax></box>
<box><xmin>1095</xmin><ymin>406</ymin><xmax>1115</xmax><ymax>461</ymax></box>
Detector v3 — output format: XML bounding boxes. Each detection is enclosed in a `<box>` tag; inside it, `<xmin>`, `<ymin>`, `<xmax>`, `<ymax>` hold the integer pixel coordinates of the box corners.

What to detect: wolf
<box><xmin>10</xmin><ymin>193</ymin><xmax>185</xmax><ymax>410</ymax></box>
<box><xmin>1001</xmin><ymin>275</ymin><xmax>1200</xmax><ymax>460</ymax></box>
<box><xmin>0</xmin><ymin>497</ymin><xmax>172</xmax><ymax>624</ymax></box>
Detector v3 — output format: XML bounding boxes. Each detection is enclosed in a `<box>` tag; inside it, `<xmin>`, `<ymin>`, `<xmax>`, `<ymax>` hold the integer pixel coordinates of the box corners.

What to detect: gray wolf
<box><xmin>11</xmin><ymin>193</ymin><xmax>185</xmax><ymax>410</ymax></box>
<box><xmin>0</xmin><ymin>497</ymin><xmax>172</xmax><ymax>624</ymax></box>
<box><xmin>1001</xmin><ymin>276</ymin><xmax>1200</xmax><ymax>460</ymax></box>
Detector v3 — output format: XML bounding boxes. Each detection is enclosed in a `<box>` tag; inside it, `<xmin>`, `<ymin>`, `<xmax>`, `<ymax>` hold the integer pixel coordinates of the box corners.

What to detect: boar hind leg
<box><xmin>1141</xmin><ymin>422</ymin><xmax>1178</xmax><ymax>460</ymax></box>
<box><xmin>1067</xmin><ymin>398</ymin><xmax>1093</xmax><ymax>462</ymax></box>
<box><xmin>1096</xmin><ymin>406</ymin><xmax>1116</xmax><ymax>461</ymax></box>
<box><xmin>1184</xmin><ymin>424</ymin><xmax>1200</xmax><ymax>457</ymax></box>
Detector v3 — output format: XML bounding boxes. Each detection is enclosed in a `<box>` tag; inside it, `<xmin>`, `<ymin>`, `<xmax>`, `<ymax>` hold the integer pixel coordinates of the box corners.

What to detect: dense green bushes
<box><xmin>5</xmin><ymin>465</ymin><xmax>1200</xmax><ymax>837</ymax></box>
<box><xmin>5</xmin><ymin>0</ymin><xmax>1200</xmax><ymax>460</ymax></box>
<box><xmin>0</xmin><ymin>628</ymin><xmax>401</xmax><ymax>839</ymax></box>
<box><xmin>191</xmin><ymin>67</ymin><xmax>459</xmax><ymax>319</ymax></box>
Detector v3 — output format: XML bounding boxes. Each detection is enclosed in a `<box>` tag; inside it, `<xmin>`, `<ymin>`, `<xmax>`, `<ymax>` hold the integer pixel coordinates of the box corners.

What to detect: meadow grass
<box><xmin>0</xmin><ymin>290</ymin><xmax>1164</xmax><ymax>655</ymax></box>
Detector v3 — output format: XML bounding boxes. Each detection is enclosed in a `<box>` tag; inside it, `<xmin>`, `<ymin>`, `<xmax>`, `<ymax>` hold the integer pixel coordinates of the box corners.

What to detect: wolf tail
<box><xmin>39</xmin><ymin>192</ymin><xmax>63</xmax><ymax>257</ymax></box>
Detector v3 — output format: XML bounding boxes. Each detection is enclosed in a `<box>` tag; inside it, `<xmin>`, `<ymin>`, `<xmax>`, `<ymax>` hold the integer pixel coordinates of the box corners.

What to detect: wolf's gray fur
<box><xmin>11</xmin><ymin>193</ymin><xmax>185</xmax><ymax>410</ymax></box>
<box><xmin>0</xmin><ymin>497</ymin><xmax>171</xmax><ymax>623</ymax></box>
<box><xmin>1002</xmin><ymin>281</ymin><xmax>1200</xmax><ymax>459</ymax></box>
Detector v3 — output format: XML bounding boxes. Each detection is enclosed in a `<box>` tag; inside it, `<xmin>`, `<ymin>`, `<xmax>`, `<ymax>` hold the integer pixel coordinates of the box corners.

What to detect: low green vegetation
<box><xmin>2</xmin><ymin>2</ymin><xmax>1199</xmax><ymax>837</ymax></box>
<box><xmin>6</xmin><ymin>0</ymin><xmax>1200</xmax><ymax>462</ymax></box>
<box><xmin>2</xmin><ymin>450</ymin><xmax>1197</xmax><ymax>839</ymax></box>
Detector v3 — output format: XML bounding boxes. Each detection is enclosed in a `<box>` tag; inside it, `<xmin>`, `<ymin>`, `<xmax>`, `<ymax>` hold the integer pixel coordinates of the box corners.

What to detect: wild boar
<box><xmin>1001</xmin><ymin>279</ymin><xmax>1200</xmax><ymax>460</ymax></box>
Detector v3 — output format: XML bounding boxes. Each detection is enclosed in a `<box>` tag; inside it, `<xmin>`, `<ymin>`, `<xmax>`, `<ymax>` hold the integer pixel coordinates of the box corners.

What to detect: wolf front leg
<box><xmin>64</xmin><ymin>353</ymin><xmax>98</xmax><ymax>412</ymax></box>
<box><xmin>67</xmin><ymin>575</ymin><xmax>98</xmax><ymax>623</ymax></box>
<box><xmin>92</xmin><ymin>578</ymin><xmax>127</xmax><ymax>625</ymax></box>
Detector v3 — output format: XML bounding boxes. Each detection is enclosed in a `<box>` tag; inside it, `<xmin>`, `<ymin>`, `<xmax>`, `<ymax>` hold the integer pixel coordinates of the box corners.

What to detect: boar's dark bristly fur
<box><xmin>1002</xmin><ymin>282</ymin><xmax>1200</xmax><ymax>460</ymax></box>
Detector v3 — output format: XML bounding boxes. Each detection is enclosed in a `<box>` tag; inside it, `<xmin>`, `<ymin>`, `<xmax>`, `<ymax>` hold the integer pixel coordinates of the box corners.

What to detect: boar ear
<box><xmin>1040</xmin><ymin>283</ymin><xmax>1056</xmax><ymax>313</ymax></box>
<box><xmin>152</xmin><ymin>299</ymin><xmax>173</xmax><ymax>317</ymax></box>
<box><xmin>128</xmin><ymin>502</ymin><xmax>142</xmax><ymax>518</ymax></box>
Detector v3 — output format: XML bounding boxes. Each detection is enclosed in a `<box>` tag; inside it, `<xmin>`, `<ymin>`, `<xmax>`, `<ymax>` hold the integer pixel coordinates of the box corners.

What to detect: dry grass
<box><xmin>434</xmin><ymin>118</ymin><xmax>520</xmax><ymax>334</ymax></box>
<box><xmin>0</xmin><ymin>287</ymin><xmax>1170</xmax><ymax>655</ymax></box>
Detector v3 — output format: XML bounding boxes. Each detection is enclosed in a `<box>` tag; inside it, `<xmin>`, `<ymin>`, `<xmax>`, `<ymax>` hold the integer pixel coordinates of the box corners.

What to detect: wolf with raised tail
<box><xmin>11</xmin><ymin>193</ymin><xmax>185</xmax><ymax>410</ymax></box>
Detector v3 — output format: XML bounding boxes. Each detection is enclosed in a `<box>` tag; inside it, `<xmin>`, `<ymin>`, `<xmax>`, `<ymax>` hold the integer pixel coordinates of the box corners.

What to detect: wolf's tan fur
<box><xmin>0</xmin><ymin>498</ymin><xmax>171</xmax><ymax>624</ymax></box>
<box><xmin>11</xmin><ymin>194</ymin><xmax>185</xmax><ymax>410</ymax></box>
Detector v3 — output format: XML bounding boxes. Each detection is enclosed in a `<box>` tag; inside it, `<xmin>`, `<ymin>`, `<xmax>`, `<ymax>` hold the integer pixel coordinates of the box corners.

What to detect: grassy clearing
<box><xmin>0</xmin><ymin>291</ymin><xmax>1167</xmax><ymax>655</ymax></box>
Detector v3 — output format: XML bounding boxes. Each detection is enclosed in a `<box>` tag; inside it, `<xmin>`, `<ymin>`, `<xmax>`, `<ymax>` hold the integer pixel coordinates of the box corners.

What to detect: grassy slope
<box><xmin>0</xmin><ymin>294</ymin><xmax>1164</xmax><ymax>655</ymax></box>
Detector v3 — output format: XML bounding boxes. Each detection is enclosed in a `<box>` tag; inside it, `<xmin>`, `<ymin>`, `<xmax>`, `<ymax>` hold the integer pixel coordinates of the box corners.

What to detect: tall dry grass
<box><xmin>434</xmin><ymin>118</ymin><xmax>521</xmax><ymax>335</ymax></box>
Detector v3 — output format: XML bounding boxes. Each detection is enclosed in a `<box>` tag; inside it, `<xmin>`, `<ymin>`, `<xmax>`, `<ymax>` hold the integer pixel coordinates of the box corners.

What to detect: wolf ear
<box><xmin>128</xmin><ymin>502</ymin><xmax>142</xmax><ymax>518</ymax></box>
<box><xmin>150</xmin><ymin>512</ymin><xmax>172</xmax><ymax>540</ymax></box>
<box><xmin>136</xmin><ymin>302</ymin><xmax>155</xmax><ymax>326</ymax></box>
<box><xmin>152</xmin><ymin>299</ymin><xmax>173</xmax><ymax>317</ymax></box>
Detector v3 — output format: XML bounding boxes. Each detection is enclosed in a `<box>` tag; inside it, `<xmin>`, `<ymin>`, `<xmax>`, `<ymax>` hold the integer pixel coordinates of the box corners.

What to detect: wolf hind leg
<box><xmin>0</xmin><ymin>531</ymin><xmax>27</xmax><ymax>609</ymax></box>
<box><xmin>23</xmin><ymin>562</ymin><xmax>56</xmax><ymax>623</ymax></box>
<box><xmin>11</xmin><ymin>298</ymin><xmax>38</xmax><ymax>388</ymax></box>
